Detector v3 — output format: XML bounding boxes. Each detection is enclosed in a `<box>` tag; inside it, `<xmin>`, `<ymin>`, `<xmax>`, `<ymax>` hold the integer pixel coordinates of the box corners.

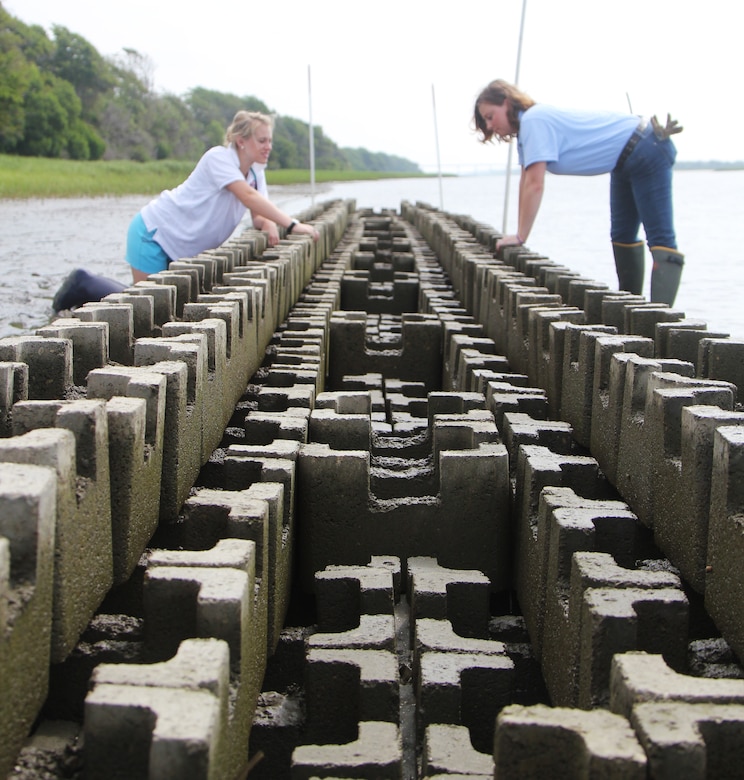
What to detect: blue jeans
<box><xmin>610</xmin><ymin>124</ymin><xmax>678</xmax><ymax>249</ymax></box>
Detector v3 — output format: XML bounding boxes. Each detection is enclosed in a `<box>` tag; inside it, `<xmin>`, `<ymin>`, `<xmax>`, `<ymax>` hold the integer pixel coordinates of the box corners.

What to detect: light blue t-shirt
<box><xmin>517</xmin><ymin>104</ymin><xmax>640</xmax><ymax>175</ymax></box>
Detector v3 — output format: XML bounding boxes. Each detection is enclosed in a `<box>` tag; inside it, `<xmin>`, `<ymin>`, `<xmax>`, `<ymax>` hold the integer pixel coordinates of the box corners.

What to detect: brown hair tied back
<box><xmin>473</xmin><ymin>79</ymin><xmax>536</xmax><ymax>143</ymax></box>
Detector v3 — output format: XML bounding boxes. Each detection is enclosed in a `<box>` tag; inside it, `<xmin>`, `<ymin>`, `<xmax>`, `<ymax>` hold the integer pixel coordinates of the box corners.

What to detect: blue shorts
<box><xmin>126</xmin><ymin>212</ymin><xmax>170</xmax><ymax>274</ymax></box>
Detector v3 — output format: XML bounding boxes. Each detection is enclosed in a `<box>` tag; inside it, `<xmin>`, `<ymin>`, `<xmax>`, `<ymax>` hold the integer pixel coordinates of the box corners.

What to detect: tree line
<box><xmin>0</xmin><ymin>3</ymin><xmax>420</xmax><ymax>172</ymax></box>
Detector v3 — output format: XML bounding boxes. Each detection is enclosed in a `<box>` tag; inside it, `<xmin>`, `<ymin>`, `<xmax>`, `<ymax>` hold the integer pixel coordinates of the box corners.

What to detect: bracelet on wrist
<box><xmin>286</xmin><ymin>219</ymin><xmax>299</xmax><ymax>234</ymax></box>
<box><xmin>516</xmin><ymin>233</ymin><xmax>524</xmax><ymax>245</ymax></box>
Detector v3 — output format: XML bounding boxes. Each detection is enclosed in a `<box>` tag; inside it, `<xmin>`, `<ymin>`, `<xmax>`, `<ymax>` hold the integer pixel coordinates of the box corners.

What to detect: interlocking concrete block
<box><xmin>408</xmin><ymin>557</ymin><xmax>491</xmax><ymax>640</ymax></box>
<box><xmin>454</xmin><ymin>348</ymin><xmax>510</xmax><ymax>395</ymax></box>
<box><xmin>610</xmin><ymin>651</ymin><xmax>744</xmax><ymax>720</ymax></box>
<box><xmin>85</xmin><ymin>639</ymin><xmax>230</xmax><ymax>780</ymax></box>
<box><xmin>0</xmin><ymin>336</ymin><xmax>72</xmax><ymax>399</ymax></box>
<box><xmin>626</xmin><ymin>304</ymin><xmax>685</xmax><ymax>340</ymax></box>
<box><xmin>699</xmin><ymin>337</ymin><xmax>744</xmax><ymax>402</ymax></box>
<box><xmin>291</xmin><ymin>720</ymin><xmax>402</xmax><ymax>779</ymax></box>
<box><xmin>87</xmin><ymin>366</ymin><xmax>167</xmax><ymax>583</ymax></box>
<box><xmin>641</xmin><ymin>372</ymin><xmax>736</xmax><ymax>530</ymax></box>
<box><xmin>144</xmin><ymin>540</ymin><xmax>260</xmax><ymax>777</ymax></box>
<box><xmin>567</xmin><ymin>552</ymin><xmax>689</xmax><ymax>709</ymax></box>
<box><xmin>104</xmin><ymin>291</ymin><xmax>156</xmax><ymax>339</ymax></box>
<box><xmin>506</xmin><ymin>292</ymin><xmax>563</xmax><ymax>375</ymax></box>
<box><xmin>11</xmin><ymin>401</ymin><xmax>113</xmax><ymax>661</ymax></box>
<box><xmin>129</xmin><ymin>280</ymin><xmax>177</xmax><ymax>326</ymax></box>
<box><xmin>162</xmin><ymin>320</ymin><xmax>232</xmax><ymax>446</ymax></box>
<box><xmin>494</xmin><ymin>703</ymin><xmax>646</xmax><ymax>779</ymax></box>
<box><xmin>615</xmin><ymin>358</ymin><xmax>687</xmax><ymax>526</ymax></box>
<box><xmin>176</xmin><ymin>488</ymin><xmax>280</xmax><ymax>658</ymax></box>
<box><xmin>314</xmin><ymin>557</ymin><xmax>399</xmax><ymax>632</ymax></box>
<box><xmin>0</xmin><ymin>360</ymin><xmax>27</xmax><ymax>437</ymax></box>
<box><xmin>591</xmin><ymin>349</ymin><xmax>693</xmax><ymax>486</ymax></box>
<box><xmin>75</xmin><ymin>302</ymin><xmax>136</xmax><ymax>365</ymax></box>
<box><xmin>654</xmin><ymin>406</ymin><xmax>744</xmax><ymax>593</ymax></box>
<box><xmin>417</xmin><ymin>650</ymin><xmax>514</xmax><ymax>752</ymax></box>
<box><xmin>631</xmin><ymin>700</ymin><xmax>744</xmax><ymax>780</ymax></box>
<box><xmin>528</xmin><ymin>305</ymin><xmax>585</xmax><ymax>392</ymax></box>
<box><xmin>328</xmin><ymin>312</ymin><xmax>443</xmax><ymax>392</ymax></box>
<box><xmin>513</xmin><ymin>444</ymin><xmax>612</xmax><ymax>616</ymax></box>
<box><xmin>130</xmin><ymin>356</ymin><xmax>201</xmax><ymax>520</ymax></box>
<box><xmin>443</xmin><ymin>334</ymin><xmax>495</xmax><ymax>392</ymax></box>
<box><xmin>37</xmin><ymin>319</ymin><xmax>109</xmax><ymax>387</ymax></box>
<box><xmin>304</xmin><ymin>647</ymin><xmax>399</xmax><ymax>743</ymax></box>
<box><xmin>484</xmin><ymin>381</ymin><xmax>548</xmax><ymax>430</ymax></box>
<box><xmin>501</xmin><ymin>412</ymin><xmax>574</xmax><ymax>472</ymax></box>
<box><xmin>518</xmin><ymin>485</ymin><xmax>637</xmax><ymax>667</ymax></box>
<box><xmin>0</xmin><ymin>462</ymin><xmax>56</xmax><ymax>779</ymax></box>
<box><xmin>561</xmin><ymin>328</ymin><xmax>649</xmax><ymax>449</ymax></box>
<box><xmin>421</xmin><ymin>723</ymin><xmax>493</xmax><ymax>778</ymax></box>
<box><xmin>243</xmin><ymin>410</ymin><xmax>310</xmax><ymax>445</ymax></box>
<box><xmin>653</xmin><ymin>320</ymin><xmax>725</xmax><ymax>369</ymax></box>
<box><xmin>298</xmin><ymin>410</ymin><xmax>510</xmax><ymax>590</ymax></box>
<box><xmin>706</xmin><ymin>425</ymin><xmax>744</xmax><ymax>661</ymax></box>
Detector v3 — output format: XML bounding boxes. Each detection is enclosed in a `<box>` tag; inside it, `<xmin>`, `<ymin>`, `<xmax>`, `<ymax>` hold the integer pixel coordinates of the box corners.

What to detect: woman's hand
<box><xmin>292</xmin><ymin>222</ymin><xmax>320</xmax><ymax>242</ymax></box>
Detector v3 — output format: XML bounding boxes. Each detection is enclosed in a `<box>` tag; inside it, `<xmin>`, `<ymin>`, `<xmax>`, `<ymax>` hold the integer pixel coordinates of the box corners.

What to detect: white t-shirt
<box><xmin>518</xmin><ymin>104</ymin><xmax>639</xmax><ymax>176</ymax></box>
<box><xmin>141</xmin><ymin>145</ymin><xmax>268</xmax><ymax>261</ymax></box>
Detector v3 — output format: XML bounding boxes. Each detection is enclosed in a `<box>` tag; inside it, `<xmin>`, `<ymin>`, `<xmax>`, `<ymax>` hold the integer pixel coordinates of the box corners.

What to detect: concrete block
<box><xmin>0</xmin><ymin>361</ymin><xmax>27</xmax><ymax>437</ymax></box>
<box><xmin>630</xmin><ymin>700</ymin><xmax>744</xmax><ymax>780</ymax></box>
<box><xmin>421</xmin><ymin>723</ymin><xmax>493</xmax><ymax>778</ymax></box>
<box><xmin>561</xmin><ymin>328</ymin><xmax>648</xmax><ymax>449</ymax></box>
<box><xmin>75</xmin><ymin>302</ymin><xmax>136</xmax><ymax>365</ymax></box>
<box><xmin>700</xmin><ymin>337</ymin><xmax>744</xmax><ymax>402</ymax></box>
<box><xmin>654</xmin><ymin>405</ymin><xmax>744</xmax><ymax>593</ymax></box>
<box><xmin>304</xmin><ymin>647</ymin><xmax>399</xmax><ymax>743</ymax></box>
<box><xmin>610</xmin><ymin>651</ymin><xmax>744</xmax><ymax>720</ymax></box>
<box><xmin>291</xmin><ymin>721</ymin><xmax>402</xmax><ymax>779</ymax></box>
<box><xmin>494</xmin><ymin>703</ymin><xmax>646</xmax><ymax>779</ymax></box>
<box><xmin>328</xmin><ymin>312</ymin><xmax>442</xmax><ymax>392</ymax></box>
<box><xmin>85</xmin><ymin>639</ymin><xmax>230</xmax><ymax>780</ymax></box>
<box><xmin>417</xmin><ymin>650</ymin><xmax>513</xmax><ymax>752</ymax></box>
<box><xmin>641</xmin><ymin>371</ymin><xmax>735</xmax><ymax>530</ymax></box>
<box><xmin>11</xmin><ymin>401</ymin><xmax>113</xmax><ymax>661</ymax></box>
<box><xmin>131</xmin><ymin>356</ymin><xmax>201</xmax><ymax>520</ymax></box>
<box><xmin>297</xmin><ymin>419</ymin><xmax>510</xmax><ymax>591</ymax></box>
<box><xmin>0</xmin><ymin>463</ymin><xmax>56</xmax><ymax>778</ymax></box>
<box><xmin>37</xmin><ymin>319</ymin><xmax>109</xmax><ymax>387</ymax></box>
<box><xmin>519</xmin><ymin>485</ymin><xmax>637</xmax><ymax>667</ymax></box>
<box><xmin>144</xmin><ymin>540</ymin><xmax>260</xmax><ymax>776</ymax></box>
<box><xmin>706</xmin><ymin>425</ymin><xmax>744</xmax><ymax>661</ymax></box>
<box><xmin>407</xmin><ymin>557</ymin><xmax>491</xmax><ymax>640</ymax></box>
<box><xmin>87</xmin><ymin>366</ymin><xmax>167</xmax><ymax>583</ymax></box>
<box><xmin>0</xmin><ymin>336</ymin><xmax>72</xmax><ymax>399</ymax></box>
<box><xmin>314</xmin><ymin>557</ymin><xmax>399</xmax><ymax>632</ymax></box>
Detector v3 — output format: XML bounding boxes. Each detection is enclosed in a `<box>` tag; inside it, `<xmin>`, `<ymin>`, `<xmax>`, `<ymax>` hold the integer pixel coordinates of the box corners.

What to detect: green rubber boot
<box><xmin>650</xmin><ymin>246</ymin><xmax>684</xmax><ymax>306</ymax></box>
<box><xmin>612</xmin><ymin>241</ymin><xmax>645</xmax><ymax>295</ymax></box>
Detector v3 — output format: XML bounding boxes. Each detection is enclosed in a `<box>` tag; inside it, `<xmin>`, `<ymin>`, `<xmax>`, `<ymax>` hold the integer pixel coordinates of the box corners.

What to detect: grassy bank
<box><xmin>0</xmin><ymin>154</ymin><xmax>429</xmax><ymax>199</ymax></box>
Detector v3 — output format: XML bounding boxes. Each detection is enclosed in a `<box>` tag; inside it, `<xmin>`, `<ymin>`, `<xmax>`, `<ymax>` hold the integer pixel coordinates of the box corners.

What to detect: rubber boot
<box><xmin>650</xmin><ymin>246</ymin><xmax>684</xmax><ymax>306</ymax></box>
<box><xmin>612</xmin><ymin>241</ymin><xmax>645</xmax><ymax>295</ymax></box>
<box><xmin>52</xmin><ymin>268</ymin><xmax>127</xmax><ymax>312</ymax></box>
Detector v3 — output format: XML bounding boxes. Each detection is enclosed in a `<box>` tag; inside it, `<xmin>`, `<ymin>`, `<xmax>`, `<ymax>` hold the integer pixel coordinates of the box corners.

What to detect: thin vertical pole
<box><xmin>432</xmin><ymin>84</ymin><xmax>444</xmax><ymax>209</ymax></box>
<box><xmin>308</xmin><ymin>65</ymin><xmax>316</xmax><ymax>206</ymax></box>
<box><xmin>502</xmin><ymin>0</ymin><xmax>528</xmax><ymax>234</ymax></box>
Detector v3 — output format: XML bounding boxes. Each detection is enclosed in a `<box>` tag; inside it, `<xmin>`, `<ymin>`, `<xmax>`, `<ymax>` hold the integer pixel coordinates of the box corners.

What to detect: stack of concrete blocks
<box><xmin>2</xmin><ymin>187</ymin><xmax>744</xmax><ymax>778</ymax></box>
<box><xmin>288</xmin><ymin>555</ymin><xmax>508</xmax><ymax>778</ymax></box>
<box><xmin>0</xmin><ymin>201</ymin><xmax>347</xmax><ymax>776</ymax></box>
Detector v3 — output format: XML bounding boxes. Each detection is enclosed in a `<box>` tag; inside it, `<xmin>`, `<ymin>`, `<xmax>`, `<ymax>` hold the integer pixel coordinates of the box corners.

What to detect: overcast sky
<box><xmin>10</xmin><ymin>0</ymin><xmax>743</xmax><ymax>172</ymax></box>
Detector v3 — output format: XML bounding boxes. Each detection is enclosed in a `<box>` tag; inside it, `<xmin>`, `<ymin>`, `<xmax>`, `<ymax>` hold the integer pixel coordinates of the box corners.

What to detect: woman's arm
<box><xmin>251</xmin><ymin>213</ymin><xmax>280</xmax><ymax>246</ymax></box>
<box><xmin>496</xmin><ymin>161</ymin><xmax>547</xmax><ymax>250</ymax></box>
<box><xmin>226</xmin><ymin>180</ymin><xmax>319</xmax><ymax>241</ymax></box>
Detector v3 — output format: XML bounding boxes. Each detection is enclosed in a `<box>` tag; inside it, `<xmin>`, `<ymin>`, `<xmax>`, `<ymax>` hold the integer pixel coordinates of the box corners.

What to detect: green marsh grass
<box><xmin>0</xmin><ymin>154</ymin><xmax>430</xmax><ymax>199</ymax></box>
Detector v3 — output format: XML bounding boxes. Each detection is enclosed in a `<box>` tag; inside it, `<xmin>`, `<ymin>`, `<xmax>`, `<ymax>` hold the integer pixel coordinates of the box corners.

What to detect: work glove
<box><xmin>651</xmin><ymin>114</ymin><xmax>683</xmax><ymax>140</ymax></box>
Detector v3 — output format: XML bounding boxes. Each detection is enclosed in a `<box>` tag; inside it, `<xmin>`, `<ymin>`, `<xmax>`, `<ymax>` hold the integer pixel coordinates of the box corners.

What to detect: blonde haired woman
<box><xmin>126</xmin><ymin>110</ymin><xmax>318</xmax><ymax>282</ymax></box>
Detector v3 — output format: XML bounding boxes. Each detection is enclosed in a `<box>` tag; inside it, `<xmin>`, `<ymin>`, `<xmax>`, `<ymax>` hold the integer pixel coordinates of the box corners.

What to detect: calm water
<box><xmin>0</xmin><ymin>169</ymin><xmax>742</xmax><ymax>339</ymax></box>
